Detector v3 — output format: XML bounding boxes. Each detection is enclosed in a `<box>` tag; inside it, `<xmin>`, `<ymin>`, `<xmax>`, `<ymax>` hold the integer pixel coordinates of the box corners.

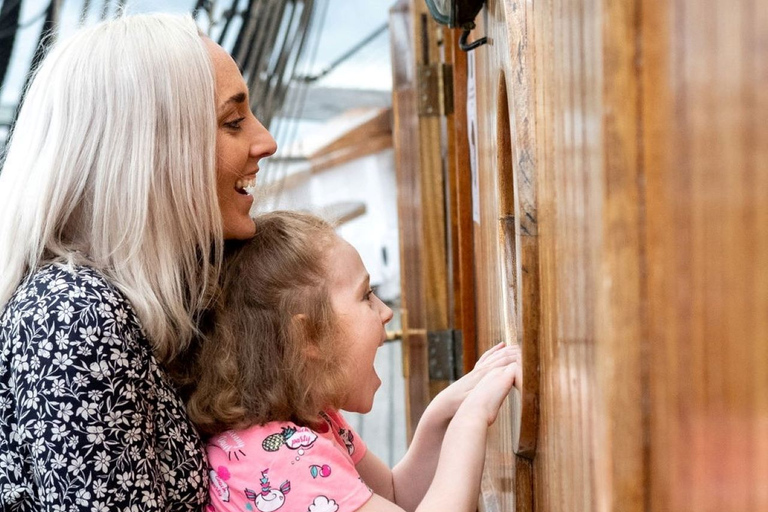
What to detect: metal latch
<box><xmin>417</xmin><ymin>63</ymin><xmax>454</xmax><ymax>117</ymax></box>
<box><xmin>428</xmin><ymin>329</ymin><xmax>463</xmax><ymax>381</ymax></box>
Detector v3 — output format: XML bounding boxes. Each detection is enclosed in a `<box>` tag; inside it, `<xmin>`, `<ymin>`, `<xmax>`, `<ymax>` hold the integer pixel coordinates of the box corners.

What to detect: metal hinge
<box><xmin>428</xmin><ymin>329</ymin><xmax>463</xmax><ymax>381</ymax></box>
<box><xmin>417</xmin><ymin>63</ymin><xmax>454</xmax><ymax>117</ymax></box>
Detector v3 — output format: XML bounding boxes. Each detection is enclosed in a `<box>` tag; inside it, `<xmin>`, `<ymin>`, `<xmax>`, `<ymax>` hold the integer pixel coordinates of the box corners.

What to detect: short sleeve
<box><xmin>207</xmin><ymin>424</ymin><xmax>373</xmax><ymax>512</ymax></box>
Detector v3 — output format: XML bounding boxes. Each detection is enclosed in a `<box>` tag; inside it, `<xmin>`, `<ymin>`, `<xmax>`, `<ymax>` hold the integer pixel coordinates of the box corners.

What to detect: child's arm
<box><xmin>390</xmin><ymin>344</ymin><xmax>519</xmax><ymax>510</ymax></box>
<box><xmin>355</xmin><ymin>363</ymin><xmax>517</xmax><ymax>512</ymax></box>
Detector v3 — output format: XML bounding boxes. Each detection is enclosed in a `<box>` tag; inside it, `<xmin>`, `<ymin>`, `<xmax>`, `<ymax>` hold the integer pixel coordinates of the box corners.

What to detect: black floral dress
<box><xmin>0</xmin><ymin>263</ymin><xmax>208</xmax><ymax>511</ymax></box>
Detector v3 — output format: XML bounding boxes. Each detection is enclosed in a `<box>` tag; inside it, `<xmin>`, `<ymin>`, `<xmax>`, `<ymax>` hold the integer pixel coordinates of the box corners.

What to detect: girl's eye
<box><xmin>364</xmin><ymin>286</ymin><xmax>379</xmax><ymax>301</ymax></box>
<box><xmin>224</xmin><ymin>117</ymin><xmax>245</xmax><ymax>130</ymax></box>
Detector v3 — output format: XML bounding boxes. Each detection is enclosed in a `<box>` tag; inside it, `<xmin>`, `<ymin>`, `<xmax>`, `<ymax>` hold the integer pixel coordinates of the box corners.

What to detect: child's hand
<box><xmin>459</xmin><ymin>362</ymin><xmax>518</xmax><ymax>426</ymax></box>
<box><xmin>427</xmin><ymin>342</ymin><xmax>520</xmax><ymax>422</ymax></box>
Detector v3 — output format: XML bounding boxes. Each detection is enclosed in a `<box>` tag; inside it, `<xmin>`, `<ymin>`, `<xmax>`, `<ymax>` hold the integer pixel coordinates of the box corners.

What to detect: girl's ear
<box><xmin>292</xmin><ymin>313</ymin><xmax>321</xmax><ymax>359</ymax></box>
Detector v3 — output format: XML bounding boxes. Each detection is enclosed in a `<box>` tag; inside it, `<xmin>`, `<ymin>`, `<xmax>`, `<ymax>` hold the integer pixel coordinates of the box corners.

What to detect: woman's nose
<box><xmin>250</xmin><ymin>118</ymin><xmax>278</xmax><ymax>159</ymax></box>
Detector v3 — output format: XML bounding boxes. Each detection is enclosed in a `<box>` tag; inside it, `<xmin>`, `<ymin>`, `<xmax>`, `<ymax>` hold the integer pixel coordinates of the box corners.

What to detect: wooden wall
<box><xmin>392</xmin><ymin>0</ymin><xmax>766</xmax><ymax>510</ymax></box>
<box><xmin>468</xmin><ymin>0</ymin><xmax>767</xmax><ymax>511</ymax></box>
<box><xmin>643</xmin><ymin>1</ymin><xmax>768</xmax><ymax>510</ymax></box>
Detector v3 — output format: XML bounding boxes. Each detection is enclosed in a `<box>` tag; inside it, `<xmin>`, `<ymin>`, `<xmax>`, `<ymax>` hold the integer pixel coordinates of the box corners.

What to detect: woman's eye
<box><xmin>224</xmin><ymin>117</ymin><xmax>245</xmax><ymax>130</ymax></box>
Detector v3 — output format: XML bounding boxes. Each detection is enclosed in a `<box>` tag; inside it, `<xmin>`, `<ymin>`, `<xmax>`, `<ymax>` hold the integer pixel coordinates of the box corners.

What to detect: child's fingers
<box><xmin>466</xmin><ymin>363</ymin><xmax>519</xmax><ymax>424</ymax></box>
<box><xmin>477</xmin><ymin>345</ymin><xmax>520</xmax><ymax>369</ymax></box>
<box><xmin>477</xmin><ymin>344</ymin><xmax>512</xmax><ymax>366</ymax></box>
<box><xmin>476</xmin><ymin>341</ymin><xmax>506</xmax><ymax>365</ymax></box>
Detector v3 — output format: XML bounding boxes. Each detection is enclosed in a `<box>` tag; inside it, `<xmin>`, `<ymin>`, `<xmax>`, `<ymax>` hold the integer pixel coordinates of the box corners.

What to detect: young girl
<box><xmin>187</xmin><ymin>211</ymin><xmax>520</xmax><ymax>512</ymax></box>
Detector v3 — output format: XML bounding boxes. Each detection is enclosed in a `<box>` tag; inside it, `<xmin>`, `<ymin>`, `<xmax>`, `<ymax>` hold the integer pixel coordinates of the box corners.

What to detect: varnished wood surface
<box><xmin>390</xmin><ymin>0</ymin><xmax>430</xmax><ymax>438</ymax></box>
<box><xmin>474</xmin><ymin>0</ymin><xmax>644</xmax><ymax>510</ymax></box>
<box><xmin>475</xmin><ymin>0</ymin><xmax>766</xmax><ymax>511</ymax></box>
<box><xmin>525</xmin><ymin>0</ymin><xmax>646</xmax><ymax>509</ymax></box>
<box><xmin>394</xmin><ymin>0</ymin><xmax>767</xmax><ymax>510</ymax></box>
<box><xmin>390</xmin><ymin>0</ymin><xmax>454</xmax><ymax>436</ymax></box>
<box><xmin>643</xmin><ymin>1</ymin><xmax>768</xmax><ymax>510</ymax></box>
<box><xmin>471</xmin><ymin>1</ymin><xmax>537</xmax><ymax>510</ymax></box>
<box><xmin>446</xmin><ymin>29</ymin><xmax>479</xmax><ymax>374</ymax></box>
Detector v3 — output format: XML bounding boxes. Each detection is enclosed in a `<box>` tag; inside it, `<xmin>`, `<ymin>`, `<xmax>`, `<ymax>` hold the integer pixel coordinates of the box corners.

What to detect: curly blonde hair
<box><xmin>186</xmin><ymin>211</ymin><xmax>350</xmax><ymax>436</ymax></box>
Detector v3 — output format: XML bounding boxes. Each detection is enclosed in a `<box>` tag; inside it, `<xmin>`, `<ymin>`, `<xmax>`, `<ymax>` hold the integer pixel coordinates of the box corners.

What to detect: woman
<box><xmin>0</xmin><ymin>13</ymin><xmax>276</xmax><ymax>510</ymax></box>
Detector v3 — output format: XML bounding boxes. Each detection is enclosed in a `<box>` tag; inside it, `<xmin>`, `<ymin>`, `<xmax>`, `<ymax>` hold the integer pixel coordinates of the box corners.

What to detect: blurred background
<box><xmin>0</xmin><ymin>0</ymin><xmax>406</xmax><ymax>465</ymax></box>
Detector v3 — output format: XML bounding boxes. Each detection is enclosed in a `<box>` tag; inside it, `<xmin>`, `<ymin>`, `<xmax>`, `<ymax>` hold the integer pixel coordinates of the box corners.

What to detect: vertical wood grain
<box><xmin>595</xmin><ymin>0</ymin><xmax>646</xmax><ymax>510</ymax></box>
<box><xmin>389</xmin><ymin>0</ymin><xmax>429</xmax><ymax>438</ymax></box>
<box><xmin>530</xmin><ymin>0</ymin><xmax>601</xmax><ymax>509</ymax></box>
<box><xmin>472</xmin><ymin>1</ymin><xmax>538</xmax><ymax>511</ymax></box>
<box><xmin>446</xmin><ymin>29</ymin><xmax>480</xmax><ymax>375</ymax></box>
<box><xmin>398</xmin><ymin>0</ymin><xmax>766</xmax><ymax>510</ymax></box>
<box><xmin>643</xmin><ymin>0</ymin><xmax>768</xmax><ymax>510</ymax></box>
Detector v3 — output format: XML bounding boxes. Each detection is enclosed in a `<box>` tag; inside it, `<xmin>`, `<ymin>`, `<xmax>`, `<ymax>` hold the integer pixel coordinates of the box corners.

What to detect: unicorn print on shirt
<box><xmin>244</xmin><ymin>469</ymin><xmax>291</xmax><ymax>512</ymax></box>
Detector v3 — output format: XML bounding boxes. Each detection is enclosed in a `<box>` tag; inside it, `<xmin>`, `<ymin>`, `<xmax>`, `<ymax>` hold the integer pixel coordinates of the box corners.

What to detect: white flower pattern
<box><xmin>0</xmin><ymin>264</ymin><xmax>208</xmax><ymax>510</ymax></box>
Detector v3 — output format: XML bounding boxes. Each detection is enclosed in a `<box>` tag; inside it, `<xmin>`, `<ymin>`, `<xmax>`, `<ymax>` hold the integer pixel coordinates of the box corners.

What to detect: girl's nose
<box><xmin>381</xmin><ymin>303</ymin><xmax>394</xmax><ymax>324</ymax></box>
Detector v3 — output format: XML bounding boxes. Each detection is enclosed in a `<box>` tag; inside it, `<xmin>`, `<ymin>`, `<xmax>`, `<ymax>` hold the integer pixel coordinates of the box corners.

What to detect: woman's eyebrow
<box><xmin>219</xmin><ymin>92</ymin><xmax>247</xmax><ymax>111</ymax></box>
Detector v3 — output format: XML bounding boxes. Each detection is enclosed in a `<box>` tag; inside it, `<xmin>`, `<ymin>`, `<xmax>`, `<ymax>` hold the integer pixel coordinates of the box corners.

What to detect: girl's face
<box><xmin>205</xmin><ymin>39</ymin><xmax>277</xmax><ymax>240</ymax></box>
<box><xmin>325</xmin><ymin>236</ymin><xmax>394</xmax><ymax>414</ymax></box>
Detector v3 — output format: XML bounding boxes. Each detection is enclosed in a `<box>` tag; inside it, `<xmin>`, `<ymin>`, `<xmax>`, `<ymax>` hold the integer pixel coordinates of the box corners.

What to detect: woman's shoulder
<box><xmin>1</xmin><ymin>262</ymin><xmax>146</xmax><ymax>359</ymax></box>
<box><xmin>4</xmin><ymin>262</ymin><xmax>138</xmax><ymax>324</ymax></box>
<box><xmin>14</xmin><ymin>262</ymin><xmax>121</xmax><ymax>302</ymax></box>
<box><xmin>0</xmin><ymin>263</ymin><xmax>210</xmax><ymax>510</ymax></box>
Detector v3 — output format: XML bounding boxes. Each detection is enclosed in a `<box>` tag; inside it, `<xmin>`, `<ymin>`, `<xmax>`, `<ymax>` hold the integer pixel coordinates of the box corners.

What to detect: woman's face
<box><xmin>205</xmin><ymin>39</ymin><xmax>277</xmax><ymax>240</ymax></box>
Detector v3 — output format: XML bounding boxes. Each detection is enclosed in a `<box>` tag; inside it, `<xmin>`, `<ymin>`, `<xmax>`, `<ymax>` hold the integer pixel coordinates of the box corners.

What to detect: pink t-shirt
<box><xmin>207</xmin><ymin>410</ymin><xmax>372</xmax><ymax>512</ymax></box>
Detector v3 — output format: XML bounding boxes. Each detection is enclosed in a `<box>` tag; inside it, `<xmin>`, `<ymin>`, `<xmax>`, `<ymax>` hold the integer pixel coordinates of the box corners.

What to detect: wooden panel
<box><xmin>402</xmin><ymin>0</ymin><xmax>765</xmax><ymax>510</ymax></box>
<box><xmin>389</xmin><ymin>0</ymin><xmax>453</xmax><ymax>437</ymax></box>
<box><xmin>469</xmin><ymin>0</ymin><xmax>646</xmax><ymax>511</ymax></box>
<box><xmin>446</xmin><ymin>28</ymin><xmax>479</xmax><ymax>374</ymax></box>
<box><xmin>594</xmin><ymin>1</ymin><xmax>645</xmax><ymax>511</ymax></box>
<box><xmin>390</xmin><ymin>0</ymin><xmax>430</xmax><ymax>438</ymax></box>
<box><xmin>643</xmin><ymin>1</ymin><xmax>768</xmax><ymax>510</ymax></box>
<box><xmin>510</xmin><ymin>0</ymin><xmax>647</xmax><ymax>509</ymax></box>
<box><xmin>471</xmin><ymin>1</ymin><xmax>539</xmax><ymax>510</ymax></box>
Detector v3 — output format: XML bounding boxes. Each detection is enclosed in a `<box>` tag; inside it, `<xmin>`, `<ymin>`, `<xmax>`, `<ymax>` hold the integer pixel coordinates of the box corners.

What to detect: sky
<box><xmin>0</xmin><ymin>0</ymin><xmax>394</xmax><ymax>110</ymax></box>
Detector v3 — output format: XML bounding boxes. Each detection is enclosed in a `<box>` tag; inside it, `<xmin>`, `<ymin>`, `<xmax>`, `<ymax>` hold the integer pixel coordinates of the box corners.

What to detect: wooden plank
<box><xmin>643</xmin><ymin>0</ymin><xmax>768</xmax><ymax>510</ymax></box>
<box><xmin>470</xmin><ymin>0</ymin><xmax>540</xmax><ymax>510</ymax></box>
<box><xmin>313</xmin><ymin>201</ymin><xmax>367</xmax><ymax>227</ymax></box>
<box><xmin>446</xmin><ymin>25</ymin><xmax>479</xmax><ymax>376</ymax></box>
<box><xmin>405</xmin><ymin>2</ymin><xmax>452</xmax><ymax>402</ymax></box>
<box><xmin>389</xmin><ymin>0</ymin><xmax>430</xmax><ymax>439</ymax></box>
<box><xmin>309</xmin><ymin>133</ymin><xmax>393</xmax><ymax>174</ymax></box>
<box><xmin>593</xmin><ymin>0</ymin><xmax>646</xmax><ymax>511</ymax></box>
<box><xmin>308</xmin><ymin>108</ymin><xmax>392</xmax><ymax>159</ymax></box>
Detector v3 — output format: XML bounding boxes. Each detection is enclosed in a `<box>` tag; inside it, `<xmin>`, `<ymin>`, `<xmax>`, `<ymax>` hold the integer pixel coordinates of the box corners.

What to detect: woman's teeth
<box><xmin>235</xmin><ymin>176</ymin><xmax>256</xmax><ymax>194</ymax></box>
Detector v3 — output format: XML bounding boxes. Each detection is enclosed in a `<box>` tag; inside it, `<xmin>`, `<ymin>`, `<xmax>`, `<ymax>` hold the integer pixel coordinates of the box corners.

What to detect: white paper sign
<box><xmin>467</xmin><ymin>51</ymin><xmax>480</xmax><ymax>224</ymax></box>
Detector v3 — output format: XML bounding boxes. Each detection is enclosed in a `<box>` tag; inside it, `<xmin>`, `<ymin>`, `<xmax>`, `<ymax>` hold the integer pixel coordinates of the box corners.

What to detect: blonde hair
<box><xmin>0</xmin><ymin>13</ymin><xmax>221</xmax><ymax>364</ymax></box>
<box><xmin>186</xmin><ymin>211</ymin><xmax>349</xmax><ymax>436</ymax></box>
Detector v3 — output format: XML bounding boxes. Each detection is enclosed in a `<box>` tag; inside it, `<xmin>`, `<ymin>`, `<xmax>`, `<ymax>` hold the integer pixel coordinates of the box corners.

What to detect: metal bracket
<box><xmin>417</xmin><ymin>63</ymin><xmax>454</xmax><ymax>117</ymax></box>
<box><xmin>428</xmin><ymin>329</ymin><xmax>463</xmax><ymax>381</ymax></box>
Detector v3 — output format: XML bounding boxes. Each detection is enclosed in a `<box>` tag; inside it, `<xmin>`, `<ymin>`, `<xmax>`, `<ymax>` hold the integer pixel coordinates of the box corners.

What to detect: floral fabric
<box><xmin>0</xmin><ymin>263</ymin><xmax>208</xmax><ymax>511</ymax></box>
<box><xmin>207</xmin><ymin>409</ymin><xmax>372</xmax><ymax>512</ymax></box>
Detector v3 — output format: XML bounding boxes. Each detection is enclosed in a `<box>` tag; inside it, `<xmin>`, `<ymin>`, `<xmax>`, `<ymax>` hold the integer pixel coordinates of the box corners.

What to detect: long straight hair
<box><xmin>0</xmin><ymin>14</ymin><xmax>222</xmax><ymax>364</ymax></box>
